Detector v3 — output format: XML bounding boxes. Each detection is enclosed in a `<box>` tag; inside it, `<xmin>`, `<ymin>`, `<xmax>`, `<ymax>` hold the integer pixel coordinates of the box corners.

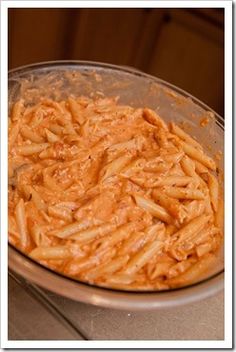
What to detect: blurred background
<box><xmin>8</xmin><ymin>8</ymin><xmax>224</xmax><ymax>115</ymax></box>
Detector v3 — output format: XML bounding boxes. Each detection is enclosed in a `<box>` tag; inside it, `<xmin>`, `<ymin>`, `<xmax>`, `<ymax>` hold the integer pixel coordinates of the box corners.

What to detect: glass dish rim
<box><xmin>8</xmin><ymin>59</ymin><xmax>224</xmax><ymax>127</ymax></box>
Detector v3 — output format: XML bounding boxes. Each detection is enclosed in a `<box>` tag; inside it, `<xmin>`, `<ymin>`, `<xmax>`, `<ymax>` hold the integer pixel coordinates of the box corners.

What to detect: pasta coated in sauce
<box><xmin>8</xmin><ymin>95</ymin><xmax>223</xmax><ymax>290</ymax></box>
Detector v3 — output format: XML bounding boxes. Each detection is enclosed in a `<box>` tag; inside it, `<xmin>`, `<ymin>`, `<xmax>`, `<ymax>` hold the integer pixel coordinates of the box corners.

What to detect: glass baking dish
<box><xmin>8</xmin><ymin>61</ymin><xmax>224</xmax><ymax>310</ymax></box>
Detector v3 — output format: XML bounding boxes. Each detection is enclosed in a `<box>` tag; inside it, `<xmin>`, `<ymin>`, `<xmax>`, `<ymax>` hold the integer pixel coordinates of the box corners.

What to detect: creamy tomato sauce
<box><xmin>8</xmin><ymin>96</ymin><xmax>223</xmax><ymax>291</ymax></box>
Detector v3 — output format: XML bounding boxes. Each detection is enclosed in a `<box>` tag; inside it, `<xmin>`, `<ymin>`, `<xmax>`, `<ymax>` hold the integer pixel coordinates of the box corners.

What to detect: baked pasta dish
<box><xmin>8</xmin><ymin>95</ymin><xmax>223</xmax><ymax>290</ymax></box>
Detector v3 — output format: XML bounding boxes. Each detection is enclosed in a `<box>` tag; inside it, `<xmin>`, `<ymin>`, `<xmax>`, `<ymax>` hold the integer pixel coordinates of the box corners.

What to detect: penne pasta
<box><xmin>165</xmin><ymin>224</ymin><xmax>178</xmax><ymax>236</ymax></box>
<box><xmin>149</xmin><ymin>261</ymin><xmax>174</xmax><ymax>280</ymax></box>
<box><xmin>143</xmin><ymin>162</ymin><xmax>171</xmax><ymax>174</ymax></box>
<box><xmin>43</xmin><ymin>173</ymin><xmax>63</xmax><ymax>192</ymax></box>
<box><xmin>16</xmin><ymin>143</ymin><xmax>50</xmax><ymax>156</ymax></box>
<box><xmin>56</xmin><ymin>201</ymin><xmax>78</xmax><ymax>210</ymax></box>
<box><xmin>30</xmin><ymin>246</ymin><xmax>71</xmax><ymax>260</ymax></box>
<box><xmin>8</xmin><ymin>95</ymin><xmax>223</xmax><ymax>291</ymax></box>
<box><xmin>162</xmin><ymin>151</ymin><xmax>184</xmax><ymax>164</ymax></box>
<box><xmin>133</xmin><ymin>194</ymin><xmax>172</xmax><ymax>224</ymax></box>
<box><xmin>48</xmin><ymin>205</ymin><xmax>73</xmax><ymax>222</ymax></box>
<box><xmin>120</xmin><ymin>158</ymin><xmax>146</xmax><ymax>176</ymax></box>
<box><xmin>45</xmin><ymin>128</ymin><xmax>60</xmax><ymax>143</ymax></box>
<box><xmin>95</xmin><ymin>222</ymin><xmax>136</xmax><ymax>251</ymax></box>
<box><xmin>196</xmin><ymin>242</ymin><xmax>213</xmax><ymax>257</ymax></box>
<box><xmin>65</xmin><ymin>247</ymin><xmax>116</xmax><ymax>276</ymax></box>
<box><xmin>68</xmin><ymin>97</ymin><xmax>86</xmax><ymax>125</ymax></box>
<box><xmin>180</xmin><ymin>155</ymin><xmax>207</xmax><ymax>189</ymax></box>
<box><xmin>215</xmin><ymin>197</ymin><xmax>224</xmax><ymax>231</ymax></box>
<box><xmin>49</xmin><ymin>221</ymin><xmax>92</xmax><ymax>239</ymax></box>
<box><xmin>64</xmin><ymin>256</ymin><xmax>98</xmax><ymax>276</ymax></box>
<box><xmin>84</xmin><ymin>255</ymin><xmax>130</xmax><ymax>281</ymax></box>
<box><xmin>128</xmin><ymin>173</ymin><xmax>178</xmax><ymax>189</ymax></box>
<box><xmin>167</xmin><ymin>253</ymin><xmax>217</xmax><ymax>287</ymax></box>
<box><xmin>166</xmin><ymin>257</ymin><xmax>197</xmax><ymax>279</ymax></box>
<box><xmin>107</xmin><ymin>138</ymin><xmax>137</xmax><ymax>153</ymax></box>
<box><xmin>175</xmin><ymin>224</ymin><xmax>219</xmax><ymax>259</ymax></box>
<box><xmin>180</xmin><ymin>155</ymin><xmax>196</xmax><ymax>177</ymax></box>
<box><xmin>122</xmin><ymin>239</ymin><xmax>164</xmax><ymax>275</ymax></box>
<box><xmin>69</xmin><ymin>223</ymin><xmax>116</xmax><ymax>243</ymax></box>
<box><xmin>183</xmin><ymin>200</ymin><xmax>206</xmax><ymax>223</ymax></box>
<box><xmin>177</xmin><ymin>140</ymin><xmax>216</xmax><ymax>171</ymax></box>
<box><xmin>48</xmin><ymin>123</ymin><xmax>64</xmax><ymax>135</ymax></box>
<box><xmin>11</xmin><ymin>99</ymin><xmax>25</xmax><ymax>121</ymax></box>
<box><xmin>163</xmin><ymin>187</ymin><xmax>205</xmax><ymax>200</ymax></box>
<box><xmin>170</xmin><ymin>214</ymin><xmax>211</xmax><ymax>245</ymax></box>
<box><xmin>8</xmin><ymin>120</ymin><xmax>21</xmax><ymax>151</ymax></box>
<box><xmin>24</xmin><ymin>185</ymin><xmax>47</xmax><ymax>211</ymax></box>
<box><xmin>118</xmin><ymin>231</ymin><xmax>147</xmax><ymax>256</ymax></box>
<box><xmin>15</xmin><ymin>199</ymin><xmax>30</xmax><ymax>249</ymax></box>
<box><xmin>43</xmin><ymin>99</ymin><xmax>65</xmax><ymax>113</ymax></box>
<box><xmin>20</xmin><ymin>125</ymin><xmax>45</xmax><ymax>143</ymax></box>
<box><xmin>29</xmin><ymin>223</ymin><xmax>51</xmax><ymax>247</ymax></box>
<box><xmin>153</xmin><ymin>176</ymin><xmax>193</xmax><ymax>187</ymax></box>
<box><xmin>208</xmin><ymin>173</ymin><xmax>219</xmax><ymax>212</ymax></box>
<box><xmin>8</xmin><ymin>215</ymin><xmax>19</xmax><ymax>238</ymax></box>
<box><xmin>118</xmin><ymin>223</ymin><xmax>164</xmax><ymax>256</ymax></box>
<box><xmin>170</xmin><ymin>122</ymin><xmax>203</xmax><ymax>150</ymax></box>
<box><xmin>100</xmin><ymin>154</ymin><xmax>132</xmax><ymax>181</ymax></box>
<box><xmin>154</xmin><ymin>128</ymin><xmax>168</xmax><ymax>148</ymax></box>
<box><xmin>194</xmin><ymin>160</ymin><xmax>209</xmax><ymax>174</ymax></box>
<box><xmin>152</xmin><ymin>189</ymin><xmax>187</xmax><ymax>222</ymax></box>
<box><xmin>142</xmin><ymin>108</ymin><xmax>168</xmax><ymax>130</ymax></box>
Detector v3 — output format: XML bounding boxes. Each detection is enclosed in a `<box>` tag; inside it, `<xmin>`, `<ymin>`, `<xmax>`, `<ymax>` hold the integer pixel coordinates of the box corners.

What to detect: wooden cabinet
<box><xmin>8</xmin><ymin>8</ymin><xmax>224</xmax><ymax>115</ymax></box>
<box><xmin>70</xmin><ymin>9</ymin><xmax>147</xmax><ymax>66</ymax></box>
<box><xmin>147</xmin><ymin>10</ymin><xmax>224</xmax><ymax>115</ymax></box>
<box><xmin>9</xmin><ymin>9</ymin><xmax>72</xmax><ymax>67</ymax></box>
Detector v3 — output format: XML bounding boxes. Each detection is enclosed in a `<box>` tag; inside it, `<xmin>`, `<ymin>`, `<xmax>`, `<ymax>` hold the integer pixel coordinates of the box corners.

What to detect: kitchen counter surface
<box><xmin>9</xmin><ymin>272</ymin><xmax>224</xmax><ymax>341</ymax></box>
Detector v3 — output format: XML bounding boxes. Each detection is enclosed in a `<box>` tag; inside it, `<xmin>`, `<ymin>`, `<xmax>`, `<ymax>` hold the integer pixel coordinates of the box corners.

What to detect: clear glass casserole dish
<box><xmin>8</xmin><ymin>61</ymin><xmax>224</xmax><ymax>310</ymax></box>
